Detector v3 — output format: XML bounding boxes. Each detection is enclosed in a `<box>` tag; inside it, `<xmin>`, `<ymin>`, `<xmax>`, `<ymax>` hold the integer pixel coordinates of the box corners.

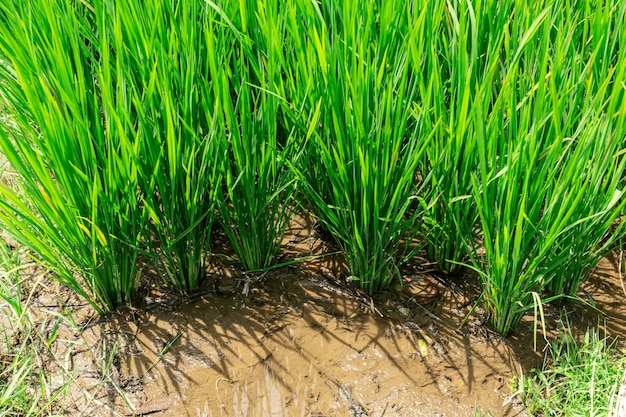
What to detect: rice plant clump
<box><xmin>0</xmin><ymin>0</ymin><xmax>625</xmax><ymax>336</ymax></box>
<box><xmin>461</xmin><ymin>0</ymin><xmax>626</xmax><ymax>335</ymax></box>
<box><xmin>416</xmin><ymin>0</ymin><xmax>508</xmax><ymax>274</ymax></box>
<box><xmin>284</xmin><ymin>0</ymin><xmax>431</xmax><ymax>293</ymax></box>
<box><xmin>131</xmin><ymin>0</ymin><xmax>226</xmax><ymax>290</ymax></box>
<box><xmin>0</xmin><ymin>0</ymin><xmax>151</xmax><ymax>312</ymax></box>
<box><xmin>212</xmin><ymin>0</ymin><xmax>298</xmax><ymax>272</ymax></box>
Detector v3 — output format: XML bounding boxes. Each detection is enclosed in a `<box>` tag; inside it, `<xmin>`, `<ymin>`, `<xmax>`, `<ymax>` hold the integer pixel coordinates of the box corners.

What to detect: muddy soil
<box><xmin>26</xmin><ymin>215</ymin><xmax>626</xmax><ymax>417</ymax></box>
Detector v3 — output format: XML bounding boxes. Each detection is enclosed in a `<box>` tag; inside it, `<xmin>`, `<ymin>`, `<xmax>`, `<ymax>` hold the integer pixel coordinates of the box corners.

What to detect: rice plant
<box><xmin>0</xmin><ymin>0</ymin><xmax>149</xmax><ymax>313</ymax></box>
<box><xmin>128</xmin><ymin>0</ymin><xmax>226</xmax><ymax>290</ymax></box>
<box><xmin>538</xmin><ymin>0</ymin><xmax>626</xmax><ymax>298</ymax></box>
<box><xmin>466</xmin><ymin>0</ymin><xmax>626</xmax><ymax>335</ymax></box>
<box><xmin>416</xmin><ymin>0</ymin><xmax>510</xmax><ymax>273</ymax></box>
<box><xmin>283</xmin><ymin>0</ymin><xmax>431</xmax><ymax>293</ymax></box>
<box><xmin>211</xmin><ymin>0</ymin><xmax>298</xmax><ymax>271</ymax></box>
<box><xmin>538</xmin><ymin>119</ymin><xmax>626</xmax><ymax>299</ymax></box>
<box><xmin>1</xmin><ymin>0</ymin><xmax>624</xmax><ymax>331</ymax></box>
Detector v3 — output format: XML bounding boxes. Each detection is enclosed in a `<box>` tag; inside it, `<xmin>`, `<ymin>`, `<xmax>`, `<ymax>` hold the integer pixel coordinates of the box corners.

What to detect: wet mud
<box><xmin>29</xmin><ymin>215</ymin><xmax>626</xmax><ymax>416</ymax></box>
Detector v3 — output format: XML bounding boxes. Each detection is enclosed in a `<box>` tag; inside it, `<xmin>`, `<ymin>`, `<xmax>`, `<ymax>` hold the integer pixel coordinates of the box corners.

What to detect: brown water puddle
<box><xmin>75</xmin><ymin>271</ymin><xmax>522</xmax><ymax>417</ymax></box>
<box><xmin>33</xmin><ymin>216</ymin><xmax>626</xmax><ymax>417</ymax></box>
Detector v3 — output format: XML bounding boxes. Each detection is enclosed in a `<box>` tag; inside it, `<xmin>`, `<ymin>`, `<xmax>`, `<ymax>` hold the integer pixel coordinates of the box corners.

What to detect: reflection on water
<box><xmin>232</xmin><ymin>386</ymin><xmax>249</xmax><ymax>415</ymax></box>
<box><xmin>200</xmin><ymin>358</ymin><xmax>312</xmax><ymax>417</ymax></box>
<box><xmin>261</xmin><ymin>363</ymin><xmax>284</xmax><ymax>416</ymax></box>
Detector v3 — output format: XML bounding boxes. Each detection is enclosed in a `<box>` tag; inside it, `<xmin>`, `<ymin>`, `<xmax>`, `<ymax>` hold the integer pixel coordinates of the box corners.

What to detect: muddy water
<box><xmin>49</xmin><ymin>217</ymin><xmax>626</xmax><ymax>417</ymax></box>
<box><xmin>78</xmin><ymin>270</ymin><xmax>524</xmax><ymax>417</ymax></box>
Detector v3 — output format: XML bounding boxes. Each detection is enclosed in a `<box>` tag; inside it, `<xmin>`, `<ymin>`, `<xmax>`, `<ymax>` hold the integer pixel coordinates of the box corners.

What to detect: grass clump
<box><xmin>0</xmin><ymin>244</ymin><xmax>65</xmax><ymax>416</ymax></box>
<box><xmin>517</xmin><ymin>321</ymin><xmax>626</xmax><ymax>417</ymax></box>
